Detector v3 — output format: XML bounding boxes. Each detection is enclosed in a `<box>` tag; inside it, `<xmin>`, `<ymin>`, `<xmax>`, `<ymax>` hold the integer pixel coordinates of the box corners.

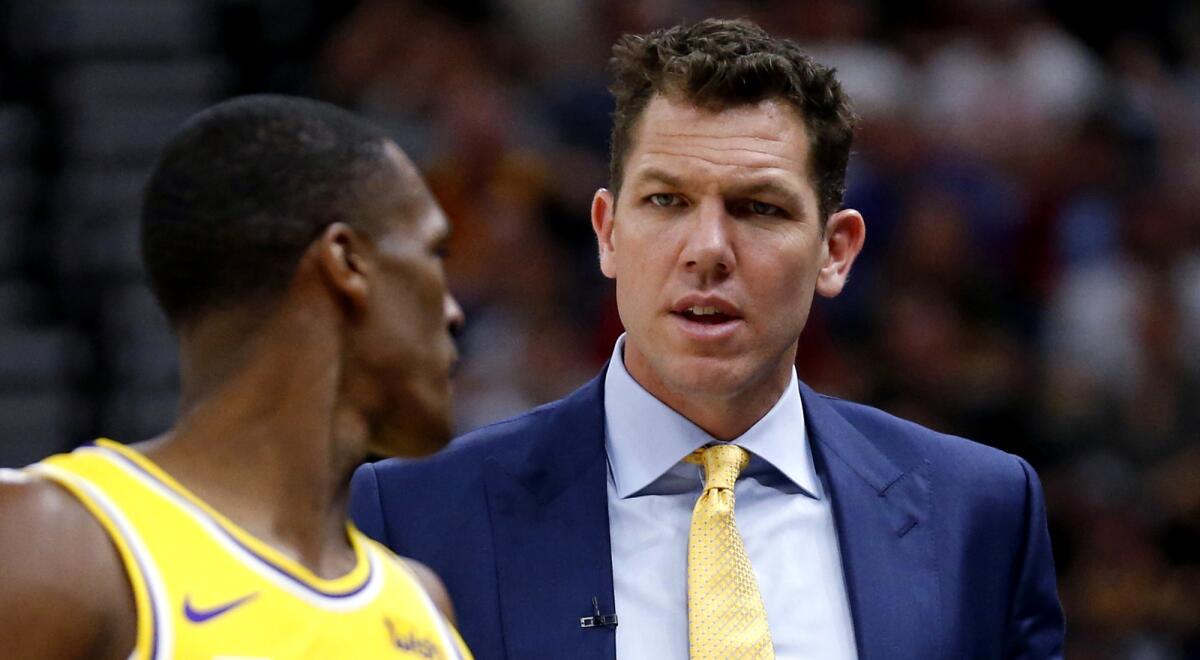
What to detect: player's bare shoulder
<box><xmin>402</xmin><ymin>557</ymin><xmax>457</xmax><ymax>625</ymax></box>
<box><xmin>0</xmin><ymin>469</ymin><xmax>135</xmax><ymax>660</ymax></box>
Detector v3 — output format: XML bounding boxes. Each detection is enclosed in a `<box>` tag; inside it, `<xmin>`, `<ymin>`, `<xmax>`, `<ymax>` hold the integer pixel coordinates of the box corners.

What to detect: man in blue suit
<box><xmin>351</xmin><ymin>18</ymin><xmax>1064</xmax><ymax>659</ymax></box>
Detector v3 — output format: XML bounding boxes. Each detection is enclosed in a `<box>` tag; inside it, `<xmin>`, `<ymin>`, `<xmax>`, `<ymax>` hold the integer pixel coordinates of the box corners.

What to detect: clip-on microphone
<box><xmin>579</xmin><ymin>596</ymin><xmax>618</xmax><ymax>629</ymax></box>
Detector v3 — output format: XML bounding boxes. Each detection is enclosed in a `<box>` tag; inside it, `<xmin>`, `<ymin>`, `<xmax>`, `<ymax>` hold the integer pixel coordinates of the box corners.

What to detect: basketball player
<box><xmin>0</xmin><ymin>95</ymin><xmax>471</xmax><ymax>659</ymax></box>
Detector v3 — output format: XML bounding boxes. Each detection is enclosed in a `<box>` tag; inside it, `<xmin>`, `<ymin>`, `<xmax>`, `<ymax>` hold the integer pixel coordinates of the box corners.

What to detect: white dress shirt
<box><xmin>604</xmin><ymin>336</ymin><xmax>858</xmax><ymax>659</ymax></box>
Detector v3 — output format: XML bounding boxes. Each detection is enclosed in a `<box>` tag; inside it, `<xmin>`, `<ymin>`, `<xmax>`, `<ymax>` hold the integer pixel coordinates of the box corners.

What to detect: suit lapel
<box><xmin>483</xmin><ymin>375</ymin><xmax>617</xmax><ymax>660</ymax></box>
<box><xmin>800</xmin><ymin>383</ymin><xmax>940</xmax><ymax>660</ymax></box>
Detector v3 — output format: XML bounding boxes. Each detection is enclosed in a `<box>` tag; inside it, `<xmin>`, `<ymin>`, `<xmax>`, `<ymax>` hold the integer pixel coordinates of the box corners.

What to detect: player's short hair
<box><xmin>608</xmin><ymin>18</ymin><xmax>857</xmax><ymax>221</ymax></box>
<box><xmin>141</xmin><ymin>94</ymin><xmax>392</xmax><ymax>329</ymax></box>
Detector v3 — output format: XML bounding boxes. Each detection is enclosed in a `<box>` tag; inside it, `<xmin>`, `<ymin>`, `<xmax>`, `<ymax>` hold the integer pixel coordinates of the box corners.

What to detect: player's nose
<box><xmin>445</xmin><ymin>292</ymin><xmax>465</xmax><ymax>337</ymax></box>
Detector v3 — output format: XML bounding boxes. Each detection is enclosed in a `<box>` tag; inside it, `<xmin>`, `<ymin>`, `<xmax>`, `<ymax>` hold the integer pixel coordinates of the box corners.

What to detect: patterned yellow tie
<box><xmin>685</xmin><ymin>444</ymin><xmax>774</xmax><ymax>660</ymax></box>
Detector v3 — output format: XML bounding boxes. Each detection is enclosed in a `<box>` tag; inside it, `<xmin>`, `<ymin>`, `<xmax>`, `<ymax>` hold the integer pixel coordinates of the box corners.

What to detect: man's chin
<box><xmin>658</xmin><ymin>357</ymin><xmax>754</xmax><ymax>399</ymax></box>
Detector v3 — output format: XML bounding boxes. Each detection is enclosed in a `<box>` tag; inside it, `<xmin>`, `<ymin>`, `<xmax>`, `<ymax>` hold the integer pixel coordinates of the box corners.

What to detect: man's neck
<box><xmin>622</xmin><ymin>345</ymin><xmax>795</xmax><ymax>442</ymax></box>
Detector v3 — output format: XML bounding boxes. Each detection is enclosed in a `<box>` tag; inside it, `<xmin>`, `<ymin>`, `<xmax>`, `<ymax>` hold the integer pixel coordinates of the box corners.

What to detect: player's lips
<box><xmin>668</xmin><ymin>294</ymin><xmax>744</xmax><ymax>340</ymax></box>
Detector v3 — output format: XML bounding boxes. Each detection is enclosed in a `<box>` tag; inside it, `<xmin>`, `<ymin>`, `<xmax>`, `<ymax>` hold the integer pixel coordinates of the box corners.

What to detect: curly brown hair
<box><xmin>608</xmin><ymin>18</ymin><xmax>857</xmax><ymax>221</ymax></box>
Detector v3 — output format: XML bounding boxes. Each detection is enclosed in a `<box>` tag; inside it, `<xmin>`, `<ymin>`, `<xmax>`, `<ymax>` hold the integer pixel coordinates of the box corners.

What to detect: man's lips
<box><xmin>673</xmin><ymin>309</ymin><xmax>737</xmax><ymax>324</ymax></box>
<box><xmin>669</xmin><ymin>294</ymin><xmax>743</xmax><ymax>324</ymax></box>
<box><xmin>668</xmin><ymin>294</ymin><xmax>744</xmax><ymax>339</ymax></box>
<box><xmin>669</xmin><ymin>312</ymin><xmax>744</xmax><ymax>342</ymax></box>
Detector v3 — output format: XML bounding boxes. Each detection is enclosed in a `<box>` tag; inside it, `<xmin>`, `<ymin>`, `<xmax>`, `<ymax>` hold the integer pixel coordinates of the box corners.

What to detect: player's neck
<box><xmin>142</xmin><ymin>313</ymin><xmax>366</xmax><ymax>579</ymax></box>
<box><xmin>145</xmin><ymin>396</ymin><xmax>363</xmax><ymax>580</ymax></box>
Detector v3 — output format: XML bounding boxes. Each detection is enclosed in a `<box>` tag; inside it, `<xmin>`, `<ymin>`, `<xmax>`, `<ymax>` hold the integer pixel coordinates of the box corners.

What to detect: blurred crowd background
<box><xmin>0</xmin><ymin>0</ymin><xmax>1197</xmax><ymax>656</ymax></box>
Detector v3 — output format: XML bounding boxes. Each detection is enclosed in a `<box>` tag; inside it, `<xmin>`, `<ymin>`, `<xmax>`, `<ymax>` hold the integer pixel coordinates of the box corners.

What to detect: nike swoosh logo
<box><xmin>183</xmin><ymin>592</ymin><xmax>258</xmax><ymax>623</ymax></box>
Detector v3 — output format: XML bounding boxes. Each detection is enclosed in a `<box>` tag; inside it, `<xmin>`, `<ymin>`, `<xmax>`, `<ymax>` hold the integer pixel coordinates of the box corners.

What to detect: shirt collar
<box><xmin>602</xmin><ymin>335</ymin><xmax>821</xmax><ymax>500</ymax></box>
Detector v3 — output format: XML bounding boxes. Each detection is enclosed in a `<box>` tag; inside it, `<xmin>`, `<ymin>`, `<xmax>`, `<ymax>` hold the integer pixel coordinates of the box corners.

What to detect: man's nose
<box><xmin>681</xmin><ymin>199</ymin><xmax>735</xmax><ymax>279</ymax></box>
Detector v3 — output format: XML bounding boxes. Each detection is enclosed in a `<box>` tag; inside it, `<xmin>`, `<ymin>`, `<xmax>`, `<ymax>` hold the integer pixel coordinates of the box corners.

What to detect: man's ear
<box><xmin>591</xmin><ymin>188</ymin><xmax>617</xmax><ymax>279</ymax></box>
<box><xmin>816</xmin><ymin>208</ymin><xmax>866</xmax><ymax>298</ymax></box>
<box><xmin>315</xmin><ymin>222</ymin><xmax>371</xmax><ymax>312</ymax></box>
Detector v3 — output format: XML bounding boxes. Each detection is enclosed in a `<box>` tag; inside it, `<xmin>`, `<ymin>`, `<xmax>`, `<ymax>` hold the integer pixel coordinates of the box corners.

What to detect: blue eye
<box><xmin>749</xmin><ymin>200</ymin><xmax>783</xmax><ymax>216</ymax></box>
<box><xmin>648</xmin><ymin>193</ymin><xmax>680</xmax><ymax>207</ymax></box>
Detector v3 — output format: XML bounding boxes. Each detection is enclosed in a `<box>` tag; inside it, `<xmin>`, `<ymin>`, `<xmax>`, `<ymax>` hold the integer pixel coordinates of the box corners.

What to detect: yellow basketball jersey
<box><xmin>26</xmin><ymin>439</ymin><xmax>473</xmax><ymax>660</ymax></box>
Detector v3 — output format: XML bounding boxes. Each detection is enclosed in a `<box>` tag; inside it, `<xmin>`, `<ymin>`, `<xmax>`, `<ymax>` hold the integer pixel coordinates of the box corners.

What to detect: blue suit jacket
<box><xmin>351</xmin><ymin>373</ymin><xmax>1064</xmax><ymax>659</ymax></box>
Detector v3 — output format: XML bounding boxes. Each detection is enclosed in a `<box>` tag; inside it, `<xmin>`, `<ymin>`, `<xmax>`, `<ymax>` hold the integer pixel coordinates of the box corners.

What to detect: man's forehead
<box><xmin>641</xmin><ymin>95</ymin><xmax>805</xmax><ymax>139</ymax></box>
<box><xmin>625</xmin><ymin>95</ymin><xmax>811</xmax><ymax>176</ymax></box>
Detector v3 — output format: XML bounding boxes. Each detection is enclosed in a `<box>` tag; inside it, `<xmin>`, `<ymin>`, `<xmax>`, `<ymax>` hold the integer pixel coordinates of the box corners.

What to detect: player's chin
<box><xmin>380</xmin><ymin>407</ymin><xmax>454</xmax><ymax>458</ymax></box>
<box><xmin>409</xmin><ymin>414</ymin><xmax>454</xmax><ymax>457</ymax></box>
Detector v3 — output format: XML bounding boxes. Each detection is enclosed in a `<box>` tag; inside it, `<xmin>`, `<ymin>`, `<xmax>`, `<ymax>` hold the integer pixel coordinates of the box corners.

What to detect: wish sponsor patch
<box><xmin>384</xmin><ymin>617</ymin><xmax>443</xmax><ymax>658</ymax></box>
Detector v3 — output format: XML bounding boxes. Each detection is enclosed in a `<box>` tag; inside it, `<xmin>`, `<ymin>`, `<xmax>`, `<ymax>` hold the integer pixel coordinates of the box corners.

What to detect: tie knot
<box><xmin>687</xmin><ymin>444</ymin><xmax>750</xmax><ymax>492</ymax></box>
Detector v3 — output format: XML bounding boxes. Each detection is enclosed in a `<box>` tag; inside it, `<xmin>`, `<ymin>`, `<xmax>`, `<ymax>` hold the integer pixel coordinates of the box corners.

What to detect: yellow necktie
<box><xmin>685</xmin><ymin>444</ymin><xmax>774</xmax><ymax>659</ymax></box>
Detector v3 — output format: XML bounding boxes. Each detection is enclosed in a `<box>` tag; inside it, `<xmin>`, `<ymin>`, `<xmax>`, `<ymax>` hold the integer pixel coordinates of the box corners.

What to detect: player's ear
<box><xmin>592</xmin><ymin>188</ymin><xmax>617</xmax><ymax>279</ymax></box>
<box><xmin>315</xmin><ymin>222</ymin><xmax>371</xmax><ymax>312</ymax></box>
<box><xmin>816</xmin><ymin>208</ymin><xmax>866</xmax><ymax>298</ymax></box>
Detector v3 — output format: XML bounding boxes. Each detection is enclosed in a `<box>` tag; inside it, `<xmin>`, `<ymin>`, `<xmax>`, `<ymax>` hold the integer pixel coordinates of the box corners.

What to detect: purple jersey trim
<box><xmin>97</xmin><ymin>445</ymin><xmax>374</xmax><ymax>600</ymax></box>
<box><xmin>58</xmin><ymin>451</ymin><xmax>163</xmax><ymax>659</ymax></box>
<box><xmin>125</xmin><ymin>507</ymin><xmax>162</xmax><ymax>660</ymax></box>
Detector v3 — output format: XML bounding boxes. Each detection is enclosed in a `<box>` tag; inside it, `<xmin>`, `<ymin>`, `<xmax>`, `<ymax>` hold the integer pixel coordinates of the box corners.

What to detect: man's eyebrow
<box><xmin>628</xmin><ymin>167</ymin><xmax>684</xmax><ymax>189</ymax></box>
